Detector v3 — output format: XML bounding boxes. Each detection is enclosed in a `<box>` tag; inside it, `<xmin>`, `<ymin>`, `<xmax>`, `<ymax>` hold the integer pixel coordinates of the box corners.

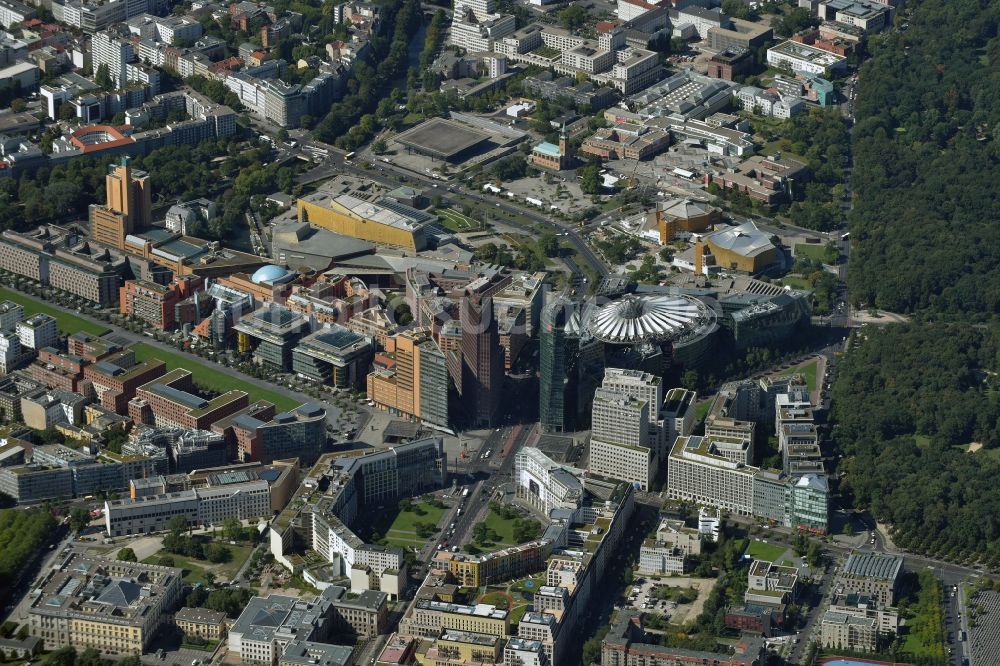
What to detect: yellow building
<box><xmin>402</xmin><ymin>600</ymin><xmax>510</xmax><ymax>639</ymax></box>
<box><xmin>655</xmin><ymin>199</ymin><xmax>722</xmax><ymax>244</ymax></box>
<box><xmin>297</xmin><ymin>191</ymin><xmax>429</xmax><ymax>251</ymax></box>
<box><xmin>90</xmin><ymin>158</ymin><xmax>152</xmax><ymax>250</ymax></box>
<box><xmin>28</xmin><ymin>554</ymin><xmax>182</xmax><ymax>656</ymax></box>
<box><xmin>174</xmin><ymin>608</ymin><xmax>227</xmax><ymax>641</ymax></box>
<box><xmin>423</xmin><ymin>630</ymin><xmax>503</xmax><ymax>666</ymax></box>
<box><xmin>704</xmin><ymin>221</ymin><xmax>780</xmax><ymax>274</ymax></box>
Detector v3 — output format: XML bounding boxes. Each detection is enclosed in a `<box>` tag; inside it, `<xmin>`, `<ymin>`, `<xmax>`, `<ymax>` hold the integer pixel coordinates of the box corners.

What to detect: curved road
<box><xmin>293</xmin><ymin>140</ymin><xmax>609</xmax><ymax>280</ymax></box>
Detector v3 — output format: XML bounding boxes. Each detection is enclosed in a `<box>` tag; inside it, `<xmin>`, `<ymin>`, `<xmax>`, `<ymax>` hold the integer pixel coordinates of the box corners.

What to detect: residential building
<box><xmin>131</xmin><ymin>368</ymin><xmax>249</xmax><ymax>430</ymax></box>
<box><xmin>601</xmin><ymin>611</ymin><xmax>764</xmax><ymax>665</ymax></box>
<box><xmin>432</xmin><ymin>541</ymin><xmax>551</xmax><ymax>588</ymax></box>
<box><xmin>0</xmin><ymin>331</ymin><xmax>23</xmax><ymax>374</ymax></box>
<box><xmin>0</xmin><ymin>0</ymin><xmax>33</xmax><ymax>27</ymax></box>
<box><xmin>0</xmin><ymin>299</ymin><xmax>22</xmax><ymax>332</ymax></box>
<box><xmin>119</xmin><ymin>275</ymin><xmax>205</xmax><ymax>331</ymax></box>
<box><xmin>16</xmin><ymin>314</ymin><xmax>57</xmax><ymax>351</ymax></box>
<box><xmin>666</xmin><ymin>435</ymin><xmax>756</xmax><ymax>514</ymax></box>
<box><xmin>26</xmin><ymin>554</ymin><xmax>182</xmax><ymax>654</ymax></box>
<box><xmin>745</xmin><ymin>559</ymin><xmax>798</xmax><ymax>606</ymax></box>
<box><xmin>84</xmin><ymin>351</ymin><xmax>166</xmax><ymax>413</ymax></box>
<box><xmin>767</xmin><ymin>39</ymin><xmax>847</xmax><ymax>76</ymax></box>
<box><xmin>820</xmin><ymin>611</ymin><xmax>877</xmax><ymax>653</ymax></box>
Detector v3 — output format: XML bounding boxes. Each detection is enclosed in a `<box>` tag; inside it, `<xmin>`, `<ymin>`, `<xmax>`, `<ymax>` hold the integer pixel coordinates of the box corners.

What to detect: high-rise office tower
<box><xmin>539</xmin><ymin>299</ymin><xmax>575</xmax><ymax>433</ymax></box>
<box><xmin>90</xmin><ymin>158</ymin><xmax>152</xmax><ymax>249</ymax></box>
<box><xmin>460</xmin><ymin>295</ymin><xmax>504</xmax><ymax>427</ymax></box>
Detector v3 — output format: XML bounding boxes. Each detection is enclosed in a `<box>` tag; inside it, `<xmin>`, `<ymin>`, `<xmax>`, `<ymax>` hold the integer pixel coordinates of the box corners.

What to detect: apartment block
<box><xmin>745</xmin><ymin>559</ymin><xmax>798</xmax><ymax>607</ymax></box>
<box><xmin>83</xmin><ymin>351</ymin><xmax>166</xmax><ymax>413</ymax></box>
<box><xmin>602</xmin><ymin>611</ymin><xmax>764</xmax><ymax>665</ymax></box>
<box><xmin>103</xmin><ymin>479</ymin><xmax>270</xmax><ymax>536</ymax></box>
<box><xmin>131</xmin><ymin>368</ymin><xmax>249</xmax><ymax>430</ymax></box>
<box><xmin>119</xmin><ymin>275</ymin><xmax>204</xmax><ymax>331</ymax></box>
<box><xmin>16</xmin><ymin>314</ymin><xmax>57</xmax><ymax>350</ymax></box>
<box><xmin>667</xmin><ymin>435</ymin><xmax>756</xmax><ymax>514</ymax></box>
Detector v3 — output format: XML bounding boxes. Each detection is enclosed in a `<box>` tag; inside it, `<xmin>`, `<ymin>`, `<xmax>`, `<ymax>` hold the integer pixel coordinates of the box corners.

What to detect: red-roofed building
<box><xmin>68</xmin><ymin>125</ymin><xmax>135</xmax><ymax>155</ymax></box>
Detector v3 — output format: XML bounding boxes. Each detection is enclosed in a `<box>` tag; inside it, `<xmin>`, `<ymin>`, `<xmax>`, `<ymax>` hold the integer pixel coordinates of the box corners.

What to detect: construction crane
<box><xmin>626</xmin><ymin>158</ymin><xmax>641</xmax><ymax>190</ymax></box>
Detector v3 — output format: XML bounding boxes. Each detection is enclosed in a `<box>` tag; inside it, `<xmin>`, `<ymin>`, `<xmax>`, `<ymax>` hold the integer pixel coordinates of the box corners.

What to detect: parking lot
<box><xmin>623</xmin><ymin>576</ymin><xmax>716</xmax><ymax>624</ymax></box>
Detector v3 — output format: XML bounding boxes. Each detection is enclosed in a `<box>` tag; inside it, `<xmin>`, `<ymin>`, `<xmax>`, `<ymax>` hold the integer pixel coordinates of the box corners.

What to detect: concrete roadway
<box><xmin>291</xmin><ymin>138</ymin><xmax>609</xmax><ymax>280</ymax></box>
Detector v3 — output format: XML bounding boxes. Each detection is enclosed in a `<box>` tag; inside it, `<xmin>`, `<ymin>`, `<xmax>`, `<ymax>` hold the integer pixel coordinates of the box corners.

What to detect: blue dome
<box><xmin>251</xmin><ymin>264</ymin><xmax>292</xmax><ymax>284</ymax></box>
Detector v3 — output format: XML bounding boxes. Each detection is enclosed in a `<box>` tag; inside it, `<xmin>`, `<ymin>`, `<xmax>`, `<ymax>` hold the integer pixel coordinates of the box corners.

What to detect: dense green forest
<box><xmin>833</xmin><ymin>0</ymin><xmax>1000</xmax><ymax>564</ymax></box>
<box><xmin>847</xmin><ymin>0</ymin><xmax>1000</xmax><ymax>315</ymax></box>
<box><xmin>0</xmin><ymin>508</ymin><xmax>58</xmax><ymax>588</ymax></box>
<box><xmin>832</xmin><ymin>325</ymin><xmax>1000</xmax><ymax>564</ymax></box>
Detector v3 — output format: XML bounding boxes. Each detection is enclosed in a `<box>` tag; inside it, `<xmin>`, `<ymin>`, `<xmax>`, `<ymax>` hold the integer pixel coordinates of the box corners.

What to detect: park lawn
<box><xmin>779</xmin><ymin>359</ymin><xmax>818</xmax><ymax>392</ymax></box>
<box><xmin>210</xmin><ymin>542</ymin><xmax>255</xmax><ymax>580</ymax></box>
<box><xmin>130</xmin><ymin>343</ymin><xmax>299</xmax><ymax>412</ymax></box>
<box><xmin>478</xmin><ymin>591</ymin><xmax>511</xmax><ymax>608</ymax></box>
<box><xmin>482</xmin><ymin>509</ymin><xmax>518</xmax><ymax>546</ymax></box>
<box><xmin>794</xmin><ymin>243</ymin><xmax>836</xmax><ymax>264</ymax></box>
<box><xmin>143</xmin><ymin>553</ymin><xmax>214</xmax><ymax>586</ymax></box>
<box><xmin>694</xmin><ymin>399</ymin><xmax>713</xmax><ymax>423</ymax></box>
<box><xmin>438</xmin><ymin>208</ymin><xmax>477</xmax><ymax>232</ymax></box>
<box><xmin>509</xmin><ymin>603</ymin><xmax>529</xmax><ymax>626</ymax></box>
<box><xmin>0</xmin><ymin>287</ymin><xmax>109</xmax><ymax>336</ymax></box>
<box><xmin>384</xmin><ymin>501</ymin><xmax>447</xmax><ymax>548</ymax></box>
<box><xmin>745</xmin><ymin>540</ymin><xmax>788</xmax><ymax>562</ymax></box>
<box><xmin>779</xmin><ymin>276</ymin><xmax>813</xmax><ymax>290</ymax></box>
